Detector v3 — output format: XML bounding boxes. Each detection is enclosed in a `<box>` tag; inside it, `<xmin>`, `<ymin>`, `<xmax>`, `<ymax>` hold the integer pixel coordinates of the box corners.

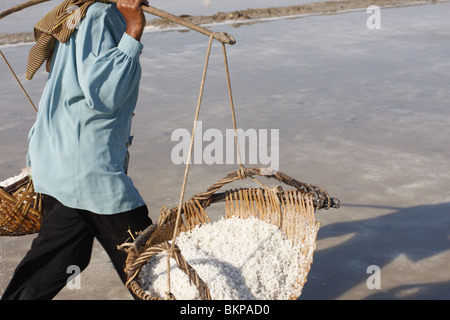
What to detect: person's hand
<box><xmin>117</xmin><ymin>0</ymin><xmax>149</xmax><ymax>41</ymax></box>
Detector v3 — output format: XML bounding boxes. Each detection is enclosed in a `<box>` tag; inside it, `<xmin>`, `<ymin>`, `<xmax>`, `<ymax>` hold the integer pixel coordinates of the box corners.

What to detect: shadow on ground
<box><xmin>300</xmin><ymin>202</ymin><xmax>450</xmax><ymax>300</ymax></box>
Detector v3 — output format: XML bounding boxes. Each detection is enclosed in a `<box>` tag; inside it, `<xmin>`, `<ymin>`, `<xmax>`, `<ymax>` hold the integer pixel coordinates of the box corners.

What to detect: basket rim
<box><xmin>131</xmin><ymin>166</ymin><xmax>338</xmax><ymax>249</ymax></box>
<box><xmin>188</xmin><ymin>166</ymin><xmax>339</xmax><ymax>210</ymax></box>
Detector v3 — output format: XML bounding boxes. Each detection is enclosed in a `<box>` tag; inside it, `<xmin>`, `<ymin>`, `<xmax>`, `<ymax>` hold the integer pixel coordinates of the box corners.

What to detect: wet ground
<box><xmin>0</xmin><ymin>0</ymin><xmax>449</xmax><ymax>300</ymax></box>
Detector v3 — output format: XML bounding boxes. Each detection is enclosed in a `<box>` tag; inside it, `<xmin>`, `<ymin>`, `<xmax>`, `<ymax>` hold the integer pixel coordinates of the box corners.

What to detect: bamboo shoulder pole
<box><xmin>0</xmin><ymin>0</ymin><xmax>51</xmax><ymax>20</ymax></box>
<box><xmin>0</xmin><ymin>0</ymin><xmax>236</xmax><ymax>45</ymax></box>
<box><xmin>108</xmin><ymin>0</ymin><xmax>236</xmax><ymax>45</ymax></box>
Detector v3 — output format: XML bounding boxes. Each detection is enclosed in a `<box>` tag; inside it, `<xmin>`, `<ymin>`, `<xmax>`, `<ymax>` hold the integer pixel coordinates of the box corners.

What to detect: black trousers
<box><xmin>1</xmin><ymin>195</ymin><xmax>152</xmax><ymax>300</ymax></box>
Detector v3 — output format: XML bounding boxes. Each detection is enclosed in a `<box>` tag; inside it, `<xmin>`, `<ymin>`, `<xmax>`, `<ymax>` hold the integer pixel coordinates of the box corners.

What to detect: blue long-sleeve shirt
<box><xmin>27</xmin><ymin>2</ymin><xmax>146</xmax><ymax>214</ymax></box>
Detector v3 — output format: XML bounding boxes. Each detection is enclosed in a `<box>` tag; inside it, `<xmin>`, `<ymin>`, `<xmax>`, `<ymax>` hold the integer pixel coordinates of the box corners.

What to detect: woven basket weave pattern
<box><xmin>0</xmin><ymin>176</ymin><xmax>43</xmax><ymax>236</ymax></box>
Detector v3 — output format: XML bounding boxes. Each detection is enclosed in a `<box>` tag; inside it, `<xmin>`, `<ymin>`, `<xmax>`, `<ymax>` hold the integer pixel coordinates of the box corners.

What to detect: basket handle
<box><xmin>191</xmin><ymin>166</ymin><xmax>340</xmax><ymax>211</ymax></box>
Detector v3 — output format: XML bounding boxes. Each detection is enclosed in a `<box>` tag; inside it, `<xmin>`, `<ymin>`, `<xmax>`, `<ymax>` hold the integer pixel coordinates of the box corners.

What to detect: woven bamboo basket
<box><xmin>120</xmin><ymin>166</ymin><xmax>340</xmax><ymax>300</ymax></box>
<box><xmin>0</xmin><ymin>171</ymin><xmax>43</xmax><ymax>236</ymax></box>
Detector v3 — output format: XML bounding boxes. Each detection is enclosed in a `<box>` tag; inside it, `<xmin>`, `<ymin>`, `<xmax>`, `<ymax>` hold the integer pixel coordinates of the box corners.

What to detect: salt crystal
<box><xmin>0</xmin><ymin>167</ymin><xmax>31</xmax><ymax>188</ymax></box>
<box><xmin>138</xmin><ymin>216</ymin><xmax>318</xmax><ymax>300</ymax></box>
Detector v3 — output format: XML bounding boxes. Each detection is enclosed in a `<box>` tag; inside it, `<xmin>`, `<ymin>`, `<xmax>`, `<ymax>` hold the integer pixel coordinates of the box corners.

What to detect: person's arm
<box><xmin>74</xmin><ymin>3</ymin><xmax>146</xmax><ymax>113</ymax></box>
<box><xmin>117</xmin><ymin>0</ymin><xmax>149</xmax><ymax>42</ymax></box>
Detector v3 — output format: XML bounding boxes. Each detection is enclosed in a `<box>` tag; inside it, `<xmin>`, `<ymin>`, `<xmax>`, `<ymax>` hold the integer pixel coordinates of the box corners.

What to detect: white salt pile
<box><xmin>0</xmin><ymin>167</ymin><xmax>31</xmax><ymax>188</ymax></box>
<box><xmin>138</xmin><ymin>216</ymin><xmax>318</xmax><ymax>300</ymax></box>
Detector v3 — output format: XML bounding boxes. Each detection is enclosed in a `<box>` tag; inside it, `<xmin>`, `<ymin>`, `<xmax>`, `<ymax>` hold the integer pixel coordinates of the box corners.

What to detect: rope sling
<box><xmin>164</xmin><ymin>34</ymin><xmax>244</xmax><ymax>299</ymax></box>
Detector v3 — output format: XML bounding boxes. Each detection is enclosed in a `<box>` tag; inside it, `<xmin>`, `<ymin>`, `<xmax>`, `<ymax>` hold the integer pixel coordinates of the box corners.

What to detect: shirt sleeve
<box><xmin>75</xmin><ymin>5</ymin><xmax>143</xmax><ymax>113</ymax></box>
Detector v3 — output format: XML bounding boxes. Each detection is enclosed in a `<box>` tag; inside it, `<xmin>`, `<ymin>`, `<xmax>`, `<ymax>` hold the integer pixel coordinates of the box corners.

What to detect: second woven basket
<box><xmin>0</xmin><ymin>172</ymin><xmax>43</xmax><ymax>237</ymax></box>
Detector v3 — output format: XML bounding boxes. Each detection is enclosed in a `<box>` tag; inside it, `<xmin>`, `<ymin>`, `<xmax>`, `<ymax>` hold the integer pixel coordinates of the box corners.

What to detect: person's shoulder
<box><xmin>85</xmin><ymin>1</ymin><xmax>116</xmax><ymax>19</ymax></box>
<box><xmin>78</xmin><ymin>2</ymin><xmax>124</xmax><ymax>36</ymax></box>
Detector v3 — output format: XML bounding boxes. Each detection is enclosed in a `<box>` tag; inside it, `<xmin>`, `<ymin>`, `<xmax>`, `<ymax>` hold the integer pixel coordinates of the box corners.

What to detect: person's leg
<box><xmin>1</xmin><ymin>195</ymin><xmax>94</xmax><ymax>300</ymax></box>
<box><xmin>80</xmin><ymin>205</ymin><xmax>152</xmax><ymax>284</ymax></box>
